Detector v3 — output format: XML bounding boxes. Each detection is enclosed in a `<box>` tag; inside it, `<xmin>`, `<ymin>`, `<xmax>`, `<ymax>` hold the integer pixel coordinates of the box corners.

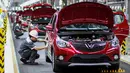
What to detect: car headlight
<box><xmin>111</xmin><ymin>36</ymin><xmax>119</xmax><ymax>47</ymax></box>
<box><xmin>56</xmin><ymin>38</ymin><xmax>70</xmax><ymax>48</ymax></box>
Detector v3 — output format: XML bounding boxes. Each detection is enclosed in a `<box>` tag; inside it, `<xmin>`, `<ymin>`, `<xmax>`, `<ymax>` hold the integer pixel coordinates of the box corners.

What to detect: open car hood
<box><xmin>32</xmin><ymin>8</ymin><xmax>56</xmax><ymax>19</ymax></box>
<box><xmin>16</xmin><ymin>11</ymin><xmax>23</xmax><ymax>16</ymax></box>
<box><xmin>22</xmin><ymin>10</ymin><xmax>33</xmax><ymax>16</ymax></box>
<box><xmin>57</xmin><ymin>2</ymin><xmax>114</xmax><ymax>28</ymax></box>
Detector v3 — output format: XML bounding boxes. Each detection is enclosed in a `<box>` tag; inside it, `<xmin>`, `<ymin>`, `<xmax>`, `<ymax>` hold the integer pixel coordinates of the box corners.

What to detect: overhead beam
<box><xmin>20</xmin><ymin>0</ymin><xmax>41</xmax><ymax>7</ymax></box>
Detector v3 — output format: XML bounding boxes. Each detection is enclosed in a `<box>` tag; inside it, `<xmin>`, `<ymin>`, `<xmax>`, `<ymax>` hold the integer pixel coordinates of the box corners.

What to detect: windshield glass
<box><xmin>114</xmin><ymin>14</ymin><xmax>124</xmax><ymax>24</ymax></box>
<box><xmin>60</xmin><ymin>24</ymin><xmax>109</xmax><ymax>31</ymax></box>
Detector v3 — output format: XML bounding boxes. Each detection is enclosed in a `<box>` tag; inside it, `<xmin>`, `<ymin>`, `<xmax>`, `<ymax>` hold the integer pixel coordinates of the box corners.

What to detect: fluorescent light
<box><xmin>20</xmin><ymin>0</ymin><xmax>40</xmax><ymax>7</ymax></box>
<box><xmin>59</xmin><ymin>0</ymin><xmax>62</xmax><ymax>5</ymax></box>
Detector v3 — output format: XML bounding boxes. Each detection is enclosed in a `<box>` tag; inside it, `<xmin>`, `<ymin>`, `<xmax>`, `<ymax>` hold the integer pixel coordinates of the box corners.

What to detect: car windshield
<box><xmin>60</xmin><ymin>23</ymin><xmax>109</xmax><ymax>31</ymax></box>
<box><xmin>114</xmin><ymin>14</ymin><xmax>124</xmax><ymax>24</ymax></box>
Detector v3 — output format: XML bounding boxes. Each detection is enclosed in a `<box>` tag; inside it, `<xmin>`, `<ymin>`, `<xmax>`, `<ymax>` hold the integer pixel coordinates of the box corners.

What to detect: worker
<box><xmin>14</xmin><ymin>21</ymin><xmax>23</xmax><ymax>39</ymax></box>
<box><xmin>18</xmin><ymin>30</ymin><xmax>48</xmax><ymax>65</ymax></box>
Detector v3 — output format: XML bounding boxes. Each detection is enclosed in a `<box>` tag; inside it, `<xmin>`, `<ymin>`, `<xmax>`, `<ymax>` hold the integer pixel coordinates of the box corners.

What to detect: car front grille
<box><xmin>69</xmin><ymin>54</ymin><xmax>111</xmax><ymax>63</ymax></box>
<box><xmin>72</xmin><ymin>41</ymin><xmax>106</xmax><ymax>52</ymax></box>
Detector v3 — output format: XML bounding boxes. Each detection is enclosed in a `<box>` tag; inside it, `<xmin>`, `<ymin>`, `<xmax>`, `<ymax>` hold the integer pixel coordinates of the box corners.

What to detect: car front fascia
<box><xmin>53</xmin><ymin>38</ymin><xmax>120</xmax><ymax>61</ymax></box>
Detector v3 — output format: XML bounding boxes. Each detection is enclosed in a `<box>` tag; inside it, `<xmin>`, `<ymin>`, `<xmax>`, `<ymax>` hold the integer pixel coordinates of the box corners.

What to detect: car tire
<box><xmin>52</xmin><ymin>52</ymin><xmax>61</xmax><ymax>72</ymax></box>
<box><xmin>109</xmin><ymin>63</ymin><xmax>119</xmax><ymax>70</ymax></box>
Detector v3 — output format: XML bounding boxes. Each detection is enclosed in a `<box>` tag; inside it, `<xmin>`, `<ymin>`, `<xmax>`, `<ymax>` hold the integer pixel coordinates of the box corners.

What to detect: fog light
<box><xmin>58</xmin><ymin>55</ymin><xmax>64</xmax><ymax>60</ymax></box>
<box><xmin>114</xmin><ymin>55</ymin><xmax>119</xmax><ymax>60</ymax></box>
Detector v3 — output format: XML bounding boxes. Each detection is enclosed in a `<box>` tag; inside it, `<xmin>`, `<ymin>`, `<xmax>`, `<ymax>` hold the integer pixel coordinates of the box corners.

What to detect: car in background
<box><xmin>29</xmin><ymin>17</ymin><xmax>51</xmax><ymax>36</ymax></box>
<box><xmin>22</xmin><ymin>6</ymin><xmax>33</xmax><ymax>20</ymax></box>
<box><xmin>28</xmin><ymin>3</ymin><xmax>56</xmax><ymax>37</ymax></box>
<box><xmin>45</xmin><ymin>2</ymin><xmax>129</xmax><ymax>72</ymax></box>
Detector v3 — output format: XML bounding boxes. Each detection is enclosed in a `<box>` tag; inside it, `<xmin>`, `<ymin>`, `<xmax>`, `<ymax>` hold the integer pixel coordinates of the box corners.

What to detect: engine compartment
<box><xmin>58</xmin><ymin>30</ymin><xmax>115</xmax><ymax>52</ymax></box>
<box><xmin>38</xmin><ymin>23</ymin><xmax>47</xmax><ymax>30</ymax></box>
<box><xmin>59</xmin><ymin>30</ymin><xmax>114</xmax><ymax>42</ymax></box>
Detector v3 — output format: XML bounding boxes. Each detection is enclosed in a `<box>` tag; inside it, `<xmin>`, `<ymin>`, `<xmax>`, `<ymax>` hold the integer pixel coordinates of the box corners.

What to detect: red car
<box><xmin>28</xmin><ymin>3</ymin><xmax>56</xmax><ymax>37</ymax></box>
<box><xmin>45</xmin><ymin>2</ymin><xmax>129</xmax><ymax>72</ymax></box>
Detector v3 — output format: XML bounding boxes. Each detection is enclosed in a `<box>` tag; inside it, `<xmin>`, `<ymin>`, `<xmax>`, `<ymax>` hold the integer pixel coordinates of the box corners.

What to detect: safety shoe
<box><xmin>20</xmin><ymin>58</ymin><xmax>27</xmax><ymax>64</ymax></box>
<box><xmin>26</xmin><ymin>61</ymin><xmax>39</xmax><ymax>65</ymax></box>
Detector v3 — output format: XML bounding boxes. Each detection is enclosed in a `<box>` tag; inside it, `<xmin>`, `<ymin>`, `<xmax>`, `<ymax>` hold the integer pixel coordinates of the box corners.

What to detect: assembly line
<box><xmin>5</xmin><ymin>1</ymin><xmax>130</xmax><ymax>73</ymax></box>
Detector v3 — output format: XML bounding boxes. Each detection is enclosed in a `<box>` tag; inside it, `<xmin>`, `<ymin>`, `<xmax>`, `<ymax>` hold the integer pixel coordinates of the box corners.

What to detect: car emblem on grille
<box><xmin>85</xmin><ymin>43</ymin><xmax>94</xmax><ymax>49</ymax></box>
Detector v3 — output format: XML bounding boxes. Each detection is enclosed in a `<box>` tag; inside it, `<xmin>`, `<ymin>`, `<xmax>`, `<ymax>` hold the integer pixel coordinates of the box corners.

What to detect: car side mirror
<box><xmin>46</xmin><ymin>25</ymin><xmax>53</xmax><ymax>31</ymax></box>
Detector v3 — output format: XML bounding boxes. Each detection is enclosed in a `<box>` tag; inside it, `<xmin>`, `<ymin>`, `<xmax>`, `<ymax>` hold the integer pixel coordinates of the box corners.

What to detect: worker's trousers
<box><xmin>20</xmin><ymin>49</ymin><xmax>40</xmax><ymax>62</ymax></box>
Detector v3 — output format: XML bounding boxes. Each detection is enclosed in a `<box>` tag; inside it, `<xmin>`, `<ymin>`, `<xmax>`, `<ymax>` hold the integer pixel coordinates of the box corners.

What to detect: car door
<box><xmin>46</xmin><ymin>14</ymin><xmax>57</xmax><ymax>59</ymax></box>
<box><xmin>113</xmin><ymin>11</ymin><xmax>129</xmax><ymax>45</ymax></box>
<box><xmin>45</xmin><ymin>15</ymin><xmax>54</xmax><ymax>58</ymax></box>
<box><xmin>46</xmin><ymin>15</ymin><xmax>54</xmax><ymax>43</ymax></box>
<box><xmin>47</xmin><ymin>15</ymin><xmax>56</xmax><ymax>44</ymax></box>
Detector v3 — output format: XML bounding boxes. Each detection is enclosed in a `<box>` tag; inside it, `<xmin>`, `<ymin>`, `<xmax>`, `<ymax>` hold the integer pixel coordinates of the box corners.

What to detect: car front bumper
<box><xmin>55</xmin><ymin>60</ymin><xmax>119</xmax><ymax>67</ymax></box>
<box><xmin>55</xmin><ymin>54</ymin><xmax>120</xmax><ymax>67</ymax></box>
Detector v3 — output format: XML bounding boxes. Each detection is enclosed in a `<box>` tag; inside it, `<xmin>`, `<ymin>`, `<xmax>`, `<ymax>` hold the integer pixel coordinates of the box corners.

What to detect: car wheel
<box><xmin>109</xmin><ymin>63</ymin><xmax>119</xmax><ymax>70</ymax></box>
<box><xmin>46</xmin><ymin>56</ymin><xmax>51</xmax><ymax>63</ymax></box>
<box><xmin>52</xmin><ymin>52</ymin><xmax>61</xmax><ymax>72</ymax></box>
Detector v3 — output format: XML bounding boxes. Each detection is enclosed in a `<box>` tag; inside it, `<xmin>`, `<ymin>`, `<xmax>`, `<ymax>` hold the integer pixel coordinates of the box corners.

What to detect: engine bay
<box><xmin>58</xmin><ymin>30</ymin><xmax>114</xmax><ymax>42</ymax></box>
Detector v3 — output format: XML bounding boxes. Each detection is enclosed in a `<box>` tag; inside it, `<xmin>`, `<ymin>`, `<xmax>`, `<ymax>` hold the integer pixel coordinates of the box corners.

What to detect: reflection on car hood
<box><xmin>57</xmin><ymin>2</ymin><xmax>114</xmax><ymax>29</ymax></box>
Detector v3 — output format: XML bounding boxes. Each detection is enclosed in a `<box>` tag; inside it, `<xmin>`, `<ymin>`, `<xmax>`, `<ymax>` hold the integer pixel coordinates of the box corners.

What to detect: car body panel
<box><xmin>113</xmin><ymin>11</ymin><xmax>129</xmax><ymax>45</ymax></box>
<box><xmin>22</xmin><ymin>6</ymin><xmax>33</xmax><ymax>17</ymax></box>
<box><xmin>28</xmin><ymin>3</ymin><xmax>56</xmax><ymax>36</ymax></box>
<box><xmin>32</xmin><ymin>8</ymin><xmax>56</xmax><ymax>19</ymax></box>
<box><xmin>57</xmin><ymin>2</ymin><xmax>114</xmax><ymax>29</ymax></box>
<box><xmin>32</xmin><ymin>2</ymin><xmax>52</xmax><ymax>8</ymax></box>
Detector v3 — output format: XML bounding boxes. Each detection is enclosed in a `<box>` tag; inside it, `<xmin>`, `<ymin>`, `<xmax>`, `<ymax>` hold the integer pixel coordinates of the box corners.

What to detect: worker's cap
<box><xmin>29</xmin><ymin>30</ymin><xmax>38</xmax><ymax>39</ymax></box>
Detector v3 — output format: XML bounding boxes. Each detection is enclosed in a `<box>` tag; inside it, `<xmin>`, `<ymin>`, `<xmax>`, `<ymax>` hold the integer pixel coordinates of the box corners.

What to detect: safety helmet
<box><xmin>29</xmin><ymin>30</ymin><xmax>38</xmax><ymax>38</ymax></box>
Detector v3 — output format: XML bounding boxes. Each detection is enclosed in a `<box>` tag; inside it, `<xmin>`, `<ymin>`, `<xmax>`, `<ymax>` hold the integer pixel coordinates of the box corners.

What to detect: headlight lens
<box><xmin>56</xmin><ymin>38</ymin><xmax>70</xmax><ymax>48</ymax></box>
<box><xmin>111</xmin><ymin>36</ymin><xmax>119</xmax><ymax>47</ymax></box>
